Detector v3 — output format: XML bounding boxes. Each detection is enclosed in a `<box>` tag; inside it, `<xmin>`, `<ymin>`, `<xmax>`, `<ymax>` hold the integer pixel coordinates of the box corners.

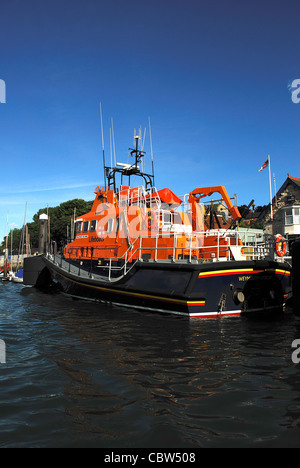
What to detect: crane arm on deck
<box><xmin>188</xmin><ymin>186</ymin><xmax>242</xmax><ymax>230</ymax></box>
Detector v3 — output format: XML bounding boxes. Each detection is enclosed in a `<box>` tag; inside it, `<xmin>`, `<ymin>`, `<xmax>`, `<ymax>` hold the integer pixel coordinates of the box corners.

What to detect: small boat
<box><xmin>11</xmin><ymin>268</ymin><xmax>24</xmax><ymax>284</ymax></box>
<box><xmin>0</xmin><ymin>266</ymin><xmax>12</xmax><ymax>282</ymax></box>
<box><xmin>0</xmin><ymin>273</ymin><xmax>10</xmax><ymax>282</ymax></box>
<box><xmin>24</xmin><ymin>132</ymin><xmax>291</xmax><ymax>318</ymax></box>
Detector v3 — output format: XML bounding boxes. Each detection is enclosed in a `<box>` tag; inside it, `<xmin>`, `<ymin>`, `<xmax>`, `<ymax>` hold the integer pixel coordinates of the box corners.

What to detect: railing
<box><xmin>118</xmin><ymin>185</ymin><xmax>161</xmax><ymax>210</ymax></box>
<box><xmin>48</xmin><ymin>229</ymin><xmax>288</xmax><ymax>283</ymax></box>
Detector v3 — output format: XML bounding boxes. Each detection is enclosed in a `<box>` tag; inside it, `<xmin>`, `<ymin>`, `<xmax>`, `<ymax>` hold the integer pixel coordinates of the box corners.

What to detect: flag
<box><xmin>259</xmin><ymin>158</ymin><xmax>269</xmax><ymax>172</ymax></box>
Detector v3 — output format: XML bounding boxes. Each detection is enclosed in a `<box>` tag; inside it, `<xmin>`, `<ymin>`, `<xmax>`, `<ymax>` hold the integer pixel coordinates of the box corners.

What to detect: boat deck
<box><xmin>48</xmin><ymin>253</ymin><xmax>213</xmax><ymax>282</ymax></box>
<box><xmin>49</xmin><ymin>254</ymin><xmax>115</xmax><ymax>282</ymax></box>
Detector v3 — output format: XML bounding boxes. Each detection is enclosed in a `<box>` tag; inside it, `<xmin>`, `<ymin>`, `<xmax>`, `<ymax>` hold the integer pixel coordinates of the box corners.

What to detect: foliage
<box><xmin>1</xmin><ymin>228</ymin><xmax>25</xmax><ymax>254</ymax></box>
<box><xmin>238</xmin><ymin>204</ymin><xmax>266</xmax><ymax>230</ymax></box>
<box><xmin>239</xmin><ymin>219</ymin><xmax>264</xmax><ymax>229</ymax></box>
<box><xmin>1</xmin><ymin>199</ymin><xmax>93</xmax><ymax>252</ymax></box>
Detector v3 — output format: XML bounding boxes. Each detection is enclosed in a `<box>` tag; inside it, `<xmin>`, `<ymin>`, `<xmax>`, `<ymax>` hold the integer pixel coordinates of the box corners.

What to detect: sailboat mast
<box><xmin>11</xmin><ymin>228</ymin><xmax>13</xmax><ymax>273</ymax></box>
<box><xmin>4</xmin><ymin>213</ymin><xmax>8</xmax><ymax>279</ymax></box>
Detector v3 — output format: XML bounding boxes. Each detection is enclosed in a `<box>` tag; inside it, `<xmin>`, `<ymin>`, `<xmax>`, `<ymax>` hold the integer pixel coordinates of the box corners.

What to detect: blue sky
<box><xmin>0</xmin><ymin>0</ymin><xmax>300</xmax><ymax>242</ymax></box>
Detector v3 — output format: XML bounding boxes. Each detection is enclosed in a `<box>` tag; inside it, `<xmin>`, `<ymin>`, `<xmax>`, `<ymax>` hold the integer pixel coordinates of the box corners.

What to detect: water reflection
<box><xmin>3</xmin><ymin>285</ymin><xmax>300</xmax><ymax>447</ymax></box>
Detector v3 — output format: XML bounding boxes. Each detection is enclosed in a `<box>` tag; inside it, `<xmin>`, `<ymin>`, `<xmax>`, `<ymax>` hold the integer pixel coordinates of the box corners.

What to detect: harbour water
<box><xmin>1</xmin><ymin>281</ymin><xmax>300</xmax><ymax>448</ymax></box>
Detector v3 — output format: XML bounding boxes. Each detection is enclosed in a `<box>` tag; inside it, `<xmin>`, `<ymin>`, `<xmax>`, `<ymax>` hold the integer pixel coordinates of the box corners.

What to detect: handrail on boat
<box><xmin>47</xmin><ymin>230</ymin><xmax>282</xmax><ymax>283</ymax></box>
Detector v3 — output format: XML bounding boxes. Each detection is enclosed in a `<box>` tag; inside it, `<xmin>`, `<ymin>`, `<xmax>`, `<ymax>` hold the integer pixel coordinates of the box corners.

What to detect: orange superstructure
<box><xmin>64</xmin><ymin>135</ymin><xmax>243</xmax><ymax>266</ymax></box>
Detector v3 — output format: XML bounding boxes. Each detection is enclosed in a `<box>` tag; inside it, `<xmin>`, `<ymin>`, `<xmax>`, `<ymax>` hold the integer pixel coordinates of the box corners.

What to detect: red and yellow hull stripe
<box><xmin>198</xmin><ymin>268</ymin><xmax>264</xmax><ymax>278</ymax></box>
<box><xmin>187</xmin><ymin>300</ymin><xmax>206</xmax><ymax>307</ymax></box>
<box><xmin>274</xmin><ymin>269</ymin><xmax>291</xmax><ymax>276</ymax></box>
<box><xmin>198</xmin><ymin>268</ymin><xmax>291</xmax><ymax>279</ymax></box>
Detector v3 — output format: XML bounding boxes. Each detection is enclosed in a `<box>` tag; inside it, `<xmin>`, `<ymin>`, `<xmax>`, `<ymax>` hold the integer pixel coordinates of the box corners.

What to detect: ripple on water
<box><xmin>0</xmin><ymin>283</ymin><xmax>300</xmax><ymax>447</ymax></box>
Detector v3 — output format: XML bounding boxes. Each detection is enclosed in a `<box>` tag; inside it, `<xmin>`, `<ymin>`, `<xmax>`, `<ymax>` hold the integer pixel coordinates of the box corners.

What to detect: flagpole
<box><xmin>273</xmin><ymin>173</ymin><xmax>277</xmax><ymax>207</ymax></box>
<box><xmin>268</xmin><ymin>155</ymin><xmax>273</xmax><ymax>221</ymax></box>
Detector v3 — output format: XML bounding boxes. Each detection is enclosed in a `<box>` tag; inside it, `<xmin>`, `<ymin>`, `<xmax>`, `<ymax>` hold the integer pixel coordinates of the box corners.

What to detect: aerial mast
<box><xmin>99</xmin><ymin>103</ymin><xmax>106</xmax><ymax>190</ymax></box>
<box><xmin>148</xmin><ymin>117</ymin><xmax>155</xmax><ymax>187</ymax></box>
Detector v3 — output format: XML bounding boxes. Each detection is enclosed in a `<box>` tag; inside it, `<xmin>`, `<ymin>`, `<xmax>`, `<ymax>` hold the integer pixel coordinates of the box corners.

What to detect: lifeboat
<box><xmin>24</xmin><ymin>134</ymin><xmax>291</xmax><ymax>318</ymax></box>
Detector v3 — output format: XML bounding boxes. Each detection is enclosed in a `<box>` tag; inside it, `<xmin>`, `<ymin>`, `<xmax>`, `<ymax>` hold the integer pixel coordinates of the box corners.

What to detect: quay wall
<box><xmin>0</xmin><ymin>255</ymin><xmax>31</xmax><ymax>268</ymax></box>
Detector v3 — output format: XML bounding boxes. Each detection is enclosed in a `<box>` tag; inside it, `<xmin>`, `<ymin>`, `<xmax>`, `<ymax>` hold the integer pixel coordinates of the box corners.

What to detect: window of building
<box><xmin>285</xmin><ymin>207</ymin><xmax>300</xmax><ymax>225</ymax></box>
<box><xmin>294</xmin><ymin>208</ymin><xmax>300</xmax><ymax>224</ymax></box>
<box><xmin>285</xmin><ymin>209</ymin><xmax>293</xmax><ymax>225</ymax></box>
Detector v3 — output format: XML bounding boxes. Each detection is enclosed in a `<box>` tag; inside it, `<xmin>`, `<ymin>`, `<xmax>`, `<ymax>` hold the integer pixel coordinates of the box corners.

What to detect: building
<box><xmin>262</xmin><ymin>175</ymin><xmax>300</xmax><ymax>247</ymax></box>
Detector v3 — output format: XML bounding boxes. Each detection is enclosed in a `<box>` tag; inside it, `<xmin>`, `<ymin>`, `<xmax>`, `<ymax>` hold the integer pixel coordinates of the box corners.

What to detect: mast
<box><xmin>10</xmin><ymin>228</ymin><xmax>13</xmax><ymax>274</ymax></box>
<box><xmin>104</xmin><ymin>130</ymin><xmax>155</xmax><ymax>192</ymax></box>
<box><xmin>148</xmin><ymin>117</ymin><xmax>155</xmax><ymax>186</ymax></box>
<box><xmin>17</xmin><ymin>202</ymin><xmax>27</xmax><ymax>272</ymax></box>
<box><xmin>111</xmin><ymin>118</ymin><xmax>116</xmax><ymax>168</ymax></box>
<box><xmin>99</xmin><ymin>103</ymin><xmax>106</xmax><ymax>190</ymax></box>
<box><xmin>4</xmin><ymin>214</ymin><xmax>8</xmax><ymax>279</ymax></box>
<box><xmin>268</xmin><ymin>155</ymin><xmax>273</xmax><ymax>221</ymax></box>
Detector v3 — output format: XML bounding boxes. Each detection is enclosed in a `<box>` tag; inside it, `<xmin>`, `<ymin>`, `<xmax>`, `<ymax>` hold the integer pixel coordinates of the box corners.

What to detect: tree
<box><xmin>1</xmin><ymin>199</ymin><xmax>93</xmax><ymax>252</ymax></box>
<box><xmin>1</xmin><ymin>228</ymin><xmax>24</xmax><ymax>254</ymax></box>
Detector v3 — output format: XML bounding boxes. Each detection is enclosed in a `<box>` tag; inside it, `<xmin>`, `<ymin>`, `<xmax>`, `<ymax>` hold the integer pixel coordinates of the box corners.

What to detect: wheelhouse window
<box><xmin>163</xmin><ymin>211</ymin><xmax>172</xmax><ymax>225</ymax></box>
<box><xmin>76</xmin><ymin>221</ymin><xmax>83</xmax><ymax>234</ymax></box>
<box><xmin>107</xmin><ymin>218</ymin><xmax>114</xmax><ymax>234</ymax></box>
<box><xmin>90</xmin><ymin>220</ymin><xmax>97</xmax><ymax>232</ymax></box>
<box><xmin>83</xmin><ymin>221</ymin><xmax>89</xmax><ymax>233</ymax></box>
<box><xmin>115</xmin><ymin>217</ymin><xmax>120</xmax><ymax>234</ymax></box>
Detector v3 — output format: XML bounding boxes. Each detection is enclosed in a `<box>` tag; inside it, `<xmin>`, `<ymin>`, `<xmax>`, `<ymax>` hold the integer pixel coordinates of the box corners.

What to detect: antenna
<box><xmin>99</xmin><ymin>103</ymin><xmax>106</xmax><ymax>190</ymax></box>
<box><xmin>111</xmin><ymin>117</ymin><xmax>116</xmax><ymax>167</ymax></box>
<box><xmin>104</xmin><ymin>121</ymin><xmax>155</xmax><ymax>192</ymax></box>
<box><xmin>141</xmin><ymin>127</ymin><xmax>146</xmax><ymax>173</ymax></box>
<box><xmin>141</xmin><ymin>127</ymin><xmax>146</xmax><ymax>150</ymax></box>
<box><xmin>148</xmin><ymin>117</ymin><xmax>155</xmax><ymax>185</ymax></box>
<box><xmin>109</xmin><ymin>127</ymin><xmax>113</xmax><ymax>168</ymax></box>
